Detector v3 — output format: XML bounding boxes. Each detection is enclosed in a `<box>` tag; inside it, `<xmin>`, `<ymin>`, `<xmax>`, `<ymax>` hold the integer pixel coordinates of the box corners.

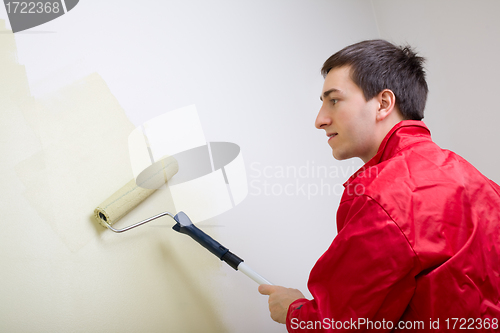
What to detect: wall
<box><xmin>0</xmin><ymin>1</ymin><xmax>378</xmax><ymax>332</ymax></box>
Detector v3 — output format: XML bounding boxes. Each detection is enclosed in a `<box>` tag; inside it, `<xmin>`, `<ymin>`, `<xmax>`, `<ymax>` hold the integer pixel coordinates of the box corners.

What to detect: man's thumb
<box><xmin>258</xmin><ymin>284</ymin><xmax>274</xmax><ymax>295</ymax></box>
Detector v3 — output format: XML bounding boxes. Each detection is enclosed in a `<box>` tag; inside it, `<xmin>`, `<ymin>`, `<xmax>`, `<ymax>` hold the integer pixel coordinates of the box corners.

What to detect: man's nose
<box><xmin>315</xmin><ymin>106</ymin><xmax>331</xmax><ymax>130</ymax></box>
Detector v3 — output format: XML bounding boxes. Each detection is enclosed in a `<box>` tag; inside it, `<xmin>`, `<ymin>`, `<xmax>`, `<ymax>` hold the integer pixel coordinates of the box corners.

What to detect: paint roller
<box><xmin>94</xmin><ymin>155</ymin><xmax>272</xmax><ymax>285</ymax></box>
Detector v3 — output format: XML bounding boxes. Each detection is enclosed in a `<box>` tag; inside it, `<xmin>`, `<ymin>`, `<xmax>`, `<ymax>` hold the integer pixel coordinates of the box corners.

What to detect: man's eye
<box><xmin>331</xmin><ymin>99</ymin><xmax>338</xmax><ymax>105</ymax></box>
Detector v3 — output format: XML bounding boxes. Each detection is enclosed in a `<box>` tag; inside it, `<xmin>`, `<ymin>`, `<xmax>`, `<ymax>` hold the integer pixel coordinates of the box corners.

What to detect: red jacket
<box><xmin>287</xmin><ymin>121</ymin><xmax>500</xmax><ymax>332</ymax></box>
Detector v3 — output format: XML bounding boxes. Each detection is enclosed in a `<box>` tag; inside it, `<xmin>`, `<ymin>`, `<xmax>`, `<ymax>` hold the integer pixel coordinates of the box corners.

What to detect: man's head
<box><xmin>321</xmin><ymin>39</ymin><xmax>428</xmax><ymax>120</ymax></box>
<box><xmin>315</xmin><ymin>40</ymin><xmax>428</xmax><ymax>163</ymax></box>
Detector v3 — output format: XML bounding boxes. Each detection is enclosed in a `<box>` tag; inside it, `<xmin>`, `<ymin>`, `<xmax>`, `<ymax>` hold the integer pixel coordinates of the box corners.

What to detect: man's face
<box><xmin>315</xmin><ymin>66</ymin><xmax>380</xmax><ymax>163</ymax></box>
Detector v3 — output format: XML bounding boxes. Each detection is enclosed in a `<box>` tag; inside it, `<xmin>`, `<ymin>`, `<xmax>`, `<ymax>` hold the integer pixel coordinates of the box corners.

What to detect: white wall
<box><xmin>0</xmin><ymin>1</ymin><xmax>378</xmax><ymax>332</ymax></box>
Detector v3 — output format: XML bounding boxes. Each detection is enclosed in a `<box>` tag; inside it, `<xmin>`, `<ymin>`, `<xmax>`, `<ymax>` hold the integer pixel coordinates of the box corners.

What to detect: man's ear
<box><xmin>376</xmin><ymin>89</ymin><xmax>397</xmax><ymax>121</ymax></box>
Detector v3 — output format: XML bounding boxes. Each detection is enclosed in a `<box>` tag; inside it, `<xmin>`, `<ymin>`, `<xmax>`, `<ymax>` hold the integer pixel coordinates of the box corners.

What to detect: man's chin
<box><xmin>332</xmin><ymin>150</ymin><xmax>350</xmax><ymax>161</ymax></box>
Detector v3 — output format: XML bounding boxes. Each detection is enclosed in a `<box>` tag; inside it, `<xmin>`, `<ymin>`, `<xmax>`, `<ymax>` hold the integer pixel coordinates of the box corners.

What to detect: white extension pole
<box><xmin>238</xmin><ymin>262</ymin><xmax>273</xmax><ymax>285</ymax></box>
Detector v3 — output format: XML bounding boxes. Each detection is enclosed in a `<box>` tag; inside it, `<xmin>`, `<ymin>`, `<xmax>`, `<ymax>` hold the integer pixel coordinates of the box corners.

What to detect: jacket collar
<box><xmin>344</xmin><ymin>120</ymin><xmax>431</xmax><ymax>187</ymax></box>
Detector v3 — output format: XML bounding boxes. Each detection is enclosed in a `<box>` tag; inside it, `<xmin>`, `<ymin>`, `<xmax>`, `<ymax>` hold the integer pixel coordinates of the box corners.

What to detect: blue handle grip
<box><xmin>172</xmin><ymin>212</ymin><xmax>244</xmax><ymax>270</ymax></box>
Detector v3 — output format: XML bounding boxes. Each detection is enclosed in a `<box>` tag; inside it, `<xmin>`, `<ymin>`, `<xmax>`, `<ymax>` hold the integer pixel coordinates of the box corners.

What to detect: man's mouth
<box><xmin>327</xmin><ymin>133</ymin><xmax>338</xmax><ymax>141</ymax></box>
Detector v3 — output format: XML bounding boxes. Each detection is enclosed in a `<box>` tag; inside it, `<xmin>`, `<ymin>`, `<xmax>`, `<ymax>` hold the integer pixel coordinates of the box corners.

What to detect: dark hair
<box><xmin>321</xmin><ymin>39</ymin><xmax>428</xmax><ymax>120</ymax></box>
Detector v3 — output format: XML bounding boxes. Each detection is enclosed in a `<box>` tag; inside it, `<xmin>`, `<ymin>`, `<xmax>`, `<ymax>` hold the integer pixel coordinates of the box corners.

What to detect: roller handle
<box><xmin>172</xmin><ymin>211</ymin><xmax>272</xmax><ymax>285</ymax></box>
<box><xmin>172</xmin><ymin>212</ymin><xmax>243</xmax><ymax>269</ymax></box>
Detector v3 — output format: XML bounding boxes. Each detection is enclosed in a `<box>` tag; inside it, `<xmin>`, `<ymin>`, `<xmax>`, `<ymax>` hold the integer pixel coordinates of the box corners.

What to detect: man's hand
<box><xmin>258</xmin><ymin>284</ymin><xmax>305</xmax><ymax>324</ymax></box>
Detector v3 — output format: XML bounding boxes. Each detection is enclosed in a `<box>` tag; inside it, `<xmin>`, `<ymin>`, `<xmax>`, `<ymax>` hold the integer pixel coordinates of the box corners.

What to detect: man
<box><xmin>259</xmin><ymin>40</ymin><xmax>500</xmax><ymax>332</ymax></box>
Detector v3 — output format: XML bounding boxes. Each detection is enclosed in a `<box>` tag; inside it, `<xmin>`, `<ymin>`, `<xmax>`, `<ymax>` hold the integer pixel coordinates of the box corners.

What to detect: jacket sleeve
<box><xmin>286</xmin><ymin>195</ymin><xmax>420</xmax><ymax>332</ymax></box>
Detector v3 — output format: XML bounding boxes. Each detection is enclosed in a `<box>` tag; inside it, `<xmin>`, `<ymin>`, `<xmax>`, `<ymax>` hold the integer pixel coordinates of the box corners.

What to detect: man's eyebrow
<box><xmin>320</xmin><ymin>88</ymin><xmax>342</xmax><ymax>101</ymax></box>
